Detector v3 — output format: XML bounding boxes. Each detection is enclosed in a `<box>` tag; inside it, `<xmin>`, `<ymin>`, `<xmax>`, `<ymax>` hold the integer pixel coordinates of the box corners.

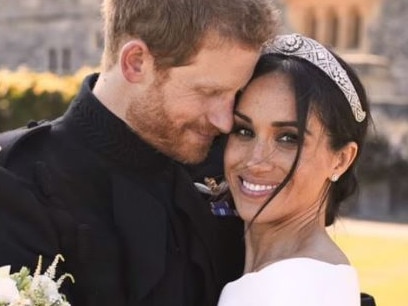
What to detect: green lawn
<box><xmin>329</xmin><ymin>219</ymin><xmax>408</xmax><ymax>306</ymax></box>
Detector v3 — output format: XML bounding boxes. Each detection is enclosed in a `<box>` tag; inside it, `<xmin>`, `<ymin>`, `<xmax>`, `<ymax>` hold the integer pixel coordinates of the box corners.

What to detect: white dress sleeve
<box><xmin>217</xmin><ymin>258</ymin><xmax>360</xmax><ymax>306</ymax></box>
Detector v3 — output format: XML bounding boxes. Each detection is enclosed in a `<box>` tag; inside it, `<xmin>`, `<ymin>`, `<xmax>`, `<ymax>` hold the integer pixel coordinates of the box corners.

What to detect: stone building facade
<box><xmin>1</xmin><ymin>0</ymin><xmax>408</xmax><ymax>95</ymax></box>
<box><xmin>0</xmin><ymin>0</ymin><xmax>102</xmax><ymax>74</ymax></box>
<box><xmin>279</xmin><ymin>0</ymin><xmax>404</xmax><ymax>102</ymax></box>
<box><xmin>1</xmin><ymin>0</ymin><xmax>406</xmax><ymax>99</ymax></box>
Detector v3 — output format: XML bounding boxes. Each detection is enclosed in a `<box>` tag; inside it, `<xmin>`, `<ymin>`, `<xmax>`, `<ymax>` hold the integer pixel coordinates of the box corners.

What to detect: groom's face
<box><xmin>126</xmin><ymin>37</ymin><xmax>259</xmax><ymax>164</ymax></box>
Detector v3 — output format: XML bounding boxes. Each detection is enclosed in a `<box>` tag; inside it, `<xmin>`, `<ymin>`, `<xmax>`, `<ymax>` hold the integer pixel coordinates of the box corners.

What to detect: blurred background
<box><xmin>0</xmin><ymin>0</ymin><xmax>407</xmax><ymax>305</ymax></box>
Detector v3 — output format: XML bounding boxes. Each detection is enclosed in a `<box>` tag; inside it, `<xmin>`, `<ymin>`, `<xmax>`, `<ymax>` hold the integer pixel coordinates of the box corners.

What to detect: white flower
<box><xmin>0</xmin><ymin>278</ymin><xmax>20</xmax><ymax>304</ymax></box>
<box><xmin>8</xmin><ymin>298</ymin><xmax>31</xmax><ymax>306</ymax></box>
<box><xmin>0</xmin><ymin>266</ymin><xmax>11</xmax><ymax>278</ymax></box>
<box><xmin>29</xmin><ymin>275</ymin><xmax>62</xmax><ymax>303</ymax></box>
<box><xmin>0</xmin><ymin>255</ymin><xmax>74</xmax><ymax>306</ymax></box>
<box><xmin>0</xmin><ymin>266</ymin><xmax>20</xmax><ymax>304</ymax></box>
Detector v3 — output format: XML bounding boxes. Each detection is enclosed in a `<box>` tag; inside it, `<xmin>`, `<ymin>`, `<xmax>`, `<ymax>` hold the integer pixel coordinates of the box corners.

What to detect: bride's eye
<box><xmin>277</xmin><ymin>132</ymin><xmax>298</xmax><ymax>145</ymax></box>
<box><xmin>231</xmin><ymin>124</ymin><xmax>254</xmax><ymax>139</ymax></box>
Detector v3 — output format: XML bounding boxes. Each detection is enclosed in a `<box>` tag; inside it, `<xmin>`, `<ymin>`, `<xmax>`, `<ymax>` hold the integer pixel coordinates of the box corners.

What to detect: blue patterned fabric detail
<box><xmin>210</xmin><ymin>200</ymin><xmax>238</xmax><ymax>217</ymax></box>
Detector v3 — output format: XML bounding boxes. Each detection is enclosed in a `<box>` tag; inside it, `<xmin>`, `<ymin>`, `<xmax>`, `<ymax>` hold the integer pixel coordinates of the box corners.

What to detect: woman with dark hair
<box><xmin>217</xmin><ymin>34</ymin><xmax>371</xmax><ymax>306</ymax></box>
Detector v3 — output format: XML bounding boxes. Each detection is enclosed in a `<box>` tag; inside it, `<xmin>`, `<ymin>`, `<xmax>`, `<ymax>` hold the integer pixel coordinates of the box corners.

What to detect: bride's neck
<box><xmin>243</xmin><ymin>219</ymin><xmax>326</xmax><ymax>273</ymax></box>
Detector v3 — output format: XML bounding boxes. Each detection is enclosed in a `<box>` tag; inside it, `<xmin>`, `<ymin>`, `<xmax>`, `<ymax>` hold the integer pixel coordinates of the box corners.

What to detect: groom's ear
<box><xmin>120</xmin><ymin>39</ymin><xmax>155</xmax><ymax>83</ymax></box>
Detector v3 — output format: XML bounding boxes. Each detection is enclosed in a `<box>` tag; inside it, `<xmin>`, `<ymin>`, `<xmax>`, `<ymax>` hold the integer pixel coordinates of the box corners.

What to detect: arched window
<box><xmin>326</xmin><ymin>8</ymin><xmax>339</xmax><ymax>47</ymax></box>
<box><xmin>62</xmin><ymin>48</ymin><xmax>72</xmax><ymax>73</ymax></box>
<box><xmin>304</xmin><ymin>8</ymin><xmax>317</xmax><ymax>40</ymax></box>
<box><xmin>48</xmin><ymin>48</ymin><xmax>58</xmax><ymax>73</ymax></box>
<box><xmin>348</xmin><ymin>7</ymin><xmax>362</xmax><ymax>49</ymax></box>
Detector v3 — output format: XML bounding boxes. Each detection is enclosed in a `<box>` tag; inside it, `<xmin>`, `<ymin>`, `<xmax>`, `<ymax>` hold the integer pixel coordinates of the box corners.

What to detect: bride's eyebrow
<box><xmin>272</xmin><ymin>121</ymin><xmax>311</xmax><ymax>135</ymax></box>
<box><xmin>235</xmin><ymin>110</ymin><xmax>298</xmax><ymax>128</ymax></box>
<box><xmin>234</xmin><ymin>110</ymin><xmax>251</xmax><ymax>123</ymax></box>
<box><xmin>234</xmin><ymin>110</ymin><xmax>311</xmax><ymax>134</ymax></box>
<box><xmin>271</xmin><ymin>121</ymin><xmax>297</xmax><ymax>128</ymax></box>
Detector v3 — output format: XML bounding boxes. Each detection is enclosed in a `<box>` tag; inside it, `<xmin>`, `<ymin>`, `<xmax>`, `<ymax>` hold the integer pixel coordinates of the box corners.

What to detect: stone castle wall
<box><xmin>0</xmin><ymin>0</ymin><xmax>102</xmax><ymax>73</ymax></box>
<box><xmin>1</xmin><ymin>0</ymin><xmax>408</xmax><ymax>91</ymax></box>
<box><xmin>369</xmin><ymin>0</ymin><xmax>408</xmax><ymax>97</ymax></box>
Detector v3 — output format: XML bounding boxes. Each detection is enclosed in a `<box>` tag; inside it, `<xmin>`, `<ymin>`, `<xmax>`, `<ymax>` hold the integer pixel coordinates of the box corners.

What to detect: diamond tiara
<box><xmin>262</xmin><ymin>33</ymin><xmax>366</xmax><ymax>122</ymax></box>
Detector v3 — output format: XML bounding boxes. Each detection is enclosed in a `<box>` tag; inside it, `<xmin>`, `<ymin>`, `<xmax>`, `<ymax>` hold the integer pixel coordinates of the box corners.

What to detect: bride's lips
<box><xmin>238</xmin><ymin>176</ymin><xmax>279</xmax><ymax>198</ymax></box>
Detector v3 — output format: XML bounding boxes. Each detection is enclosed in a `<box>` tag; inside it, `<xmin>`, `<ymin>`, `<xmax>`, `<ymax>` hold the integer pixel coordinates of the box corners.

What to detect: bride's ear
<box><xmin>330</xmin><ymin>142</ymin><xmax>358</xmax><ymax>181</ymax></box>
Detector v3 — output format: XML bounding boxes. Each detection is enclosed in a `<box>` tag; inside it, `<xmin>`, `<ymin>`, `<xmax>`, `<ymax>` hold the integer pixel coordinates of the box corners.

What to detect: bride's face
<box><xmin>224</xmin><ymin>72</ymin><xmax>340</xmax><ymax>225</ymax></box>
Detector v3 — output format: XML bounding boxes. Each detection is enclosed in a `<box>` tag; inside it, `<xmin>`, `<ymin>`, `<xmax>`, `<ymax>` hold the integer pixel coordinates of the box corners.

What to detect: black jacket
<box><xmin>0</xmin><ymin>74</ymin><xmax>244</xmax><ymax>305</ymax></box>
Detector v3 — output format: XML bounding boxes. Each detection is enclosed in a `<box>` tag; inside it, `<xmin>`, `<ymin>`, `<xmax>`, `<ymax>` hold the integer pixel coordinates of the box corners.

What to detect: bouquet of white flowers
<box><xmin>0</xmin><ymin>254</ymin><xmax>74</xmax><ymax>306</ymax></box>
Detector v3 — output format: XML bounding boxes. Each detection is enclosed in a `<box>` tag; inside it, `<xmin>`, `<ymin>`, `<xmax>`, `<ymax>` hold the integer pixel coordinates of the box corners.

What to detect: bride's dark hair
<box><xmin>234</xmin><ymin>51</ymin><xmax>370</xmax><ymax>227</ymax></box>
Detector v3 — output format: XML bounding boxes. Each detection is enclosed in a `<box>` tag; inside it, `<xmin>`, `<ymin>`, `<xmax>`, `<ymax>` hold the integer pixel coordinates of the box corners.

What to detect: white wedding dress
<box><xmin>218</xmin><ymin>258</ymin><xmax>360</xmax><ymax>306</ymax></box>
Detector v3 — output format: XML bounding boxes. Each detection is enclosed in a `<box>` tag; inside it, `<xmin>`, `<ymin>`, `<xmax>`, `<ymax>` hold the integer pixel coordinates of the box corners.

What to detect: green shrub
<box><xmin>0</xmin><ymin>68</ymin><xmax>92</xmax><ymax>131</ymax></box>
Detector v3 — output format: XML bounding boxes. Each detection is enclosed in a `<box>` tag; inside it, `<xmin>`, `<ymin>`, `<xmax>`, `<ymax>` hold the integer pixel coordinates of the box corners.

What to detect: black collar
<box><xmin>63</xmin><ymin>73</ymin><xmax>170</xmax><ymax>172</ymax></box>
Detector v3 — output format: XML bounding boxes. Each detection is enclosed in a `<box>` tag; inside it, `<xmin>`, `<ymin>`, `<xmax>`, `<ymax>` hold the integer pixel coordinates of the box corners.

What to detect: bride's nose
<box><xmin>245</xmin><ymin>140</ymin><xmax>276</xmax><ymax>171</ymax></box>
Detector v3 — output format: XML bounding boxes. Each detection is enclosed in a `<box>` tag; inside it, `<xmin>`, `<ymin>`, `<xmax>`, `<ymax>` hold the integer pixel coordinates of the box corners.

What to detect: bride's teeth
<box><xmin>242</xmin><ymin>180</ymin><xmax>276</xmax><ymax>192</ymax></box>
